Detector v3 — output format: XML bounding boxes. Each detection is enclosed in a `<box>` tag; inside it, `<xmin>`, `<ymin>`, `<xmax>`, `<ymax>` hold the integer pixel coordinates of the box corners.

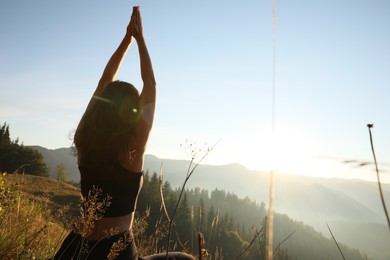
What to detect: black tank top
<box><xmin>79</xmin><ymin>162</ymin><xmax>143</xmax><ymax>217</ymax></box>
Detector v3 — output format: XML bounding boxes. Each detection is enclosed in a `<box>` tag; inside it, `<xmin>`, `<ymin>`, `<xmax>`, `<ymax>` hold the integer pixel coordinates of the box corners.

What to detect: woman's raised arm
<box><xmin>85</xmin><ymin>14</ymin><xmax>135</xmax><ymax>111</ymax></box>
<box><xmin>131</xmin><ymin>7</ymin><xmax>156</xmax><ymax>150</ymax></box>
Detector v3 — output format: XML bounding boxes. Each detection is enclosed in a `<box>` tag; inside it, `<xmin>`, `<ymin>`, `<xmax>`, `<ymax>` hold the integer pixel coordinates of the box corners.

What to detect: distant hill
<box><xmin>30</xmin><ymin>146</ymin><xmax>79</xmax><ymax>181</ymax></box>
<box><xmin>31</xmin><ymin>146</ymin><xmax>390</xmax><ymax>259</ymax></box>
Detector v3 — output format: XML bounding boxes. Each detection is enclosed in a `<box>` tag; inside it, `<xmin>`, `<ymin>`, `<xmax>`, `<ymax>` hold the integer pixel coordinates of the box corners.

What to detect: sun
<box><xmin>240</xmin><ymin>122</ymin><xmax>332</xmax><ymax>178</ymax></box>
<box><xmin>184</xmin><ymin>122</ymin><xmax>337</xmax><ymax>179</ymax></box>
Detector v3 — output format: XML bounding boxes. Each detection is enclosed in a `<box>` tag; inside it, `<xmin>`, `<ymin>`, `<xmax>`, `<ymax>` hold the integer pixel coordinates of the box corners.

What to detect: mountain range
<box><xmin>31</xmin><ymin>146</ymin><xmax>390</xmax><ymax>259</ymax></box>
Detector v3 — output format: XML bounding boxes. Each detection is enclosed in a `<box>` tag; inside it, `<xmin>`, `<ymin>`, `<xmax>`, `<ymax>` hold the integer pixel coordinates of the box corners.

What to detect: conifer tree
<box><xmin>176</xmin><ymin>192</ymin><xmax>192</xmax><ymax>249</ymax></box>
<box><xmin>0</xmin><ymin>123</ymin><xmax>49</xmax><ymax>176</ymax></box>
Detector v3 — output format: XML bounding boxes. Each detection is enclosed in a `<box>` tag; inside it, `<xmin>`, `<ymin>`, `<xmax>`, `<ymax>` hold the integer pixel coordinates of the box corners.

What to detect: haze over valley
<box><xmin>32</xmin><ymin>146</ymin><xmax>390</xmax><ymax>259</ymax></box>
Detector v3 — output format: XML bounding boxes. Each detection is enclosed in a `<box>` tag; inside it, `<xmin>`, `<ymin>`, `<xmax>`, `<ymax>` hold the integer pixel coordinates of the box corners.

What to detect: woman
<box><xmin>54</xmin><ymin>7</ymin><xmax>195</xmax><ymax>260</ymax></box>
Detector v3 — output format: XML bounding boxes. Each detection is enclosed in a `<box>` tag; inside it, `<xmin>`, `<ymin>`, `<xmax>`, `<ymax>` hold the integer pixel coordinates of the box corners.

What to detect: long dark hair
<box><xmin>74</xmin><ymin>81</ymin><xmax>141</xmax><ymax>167</ymax></box>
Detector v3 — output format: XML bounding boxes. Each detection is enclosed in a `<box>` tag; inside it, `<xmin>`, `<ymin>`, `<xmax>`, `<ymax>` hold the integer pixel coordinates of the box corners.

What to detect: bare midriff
<box><xmin>85</xmin><ymin>213</ymin><xmax>134</xmax><ymax>241</ymax></box>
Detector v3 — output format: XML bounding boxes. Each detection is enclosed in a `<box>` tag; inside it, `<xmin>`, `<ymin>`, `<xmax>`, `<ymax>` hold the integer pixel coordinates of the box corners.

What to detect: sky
<box><xmin>1</xmin><ymin>0</ymin><xmax>389</xmax><ymax>183</ymax></box>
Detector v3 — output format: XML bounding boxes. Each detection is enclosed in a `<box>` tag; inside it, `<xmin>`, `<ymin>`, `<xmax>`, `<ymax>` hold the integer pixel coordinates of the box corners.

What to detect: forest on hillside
<box><xmin>135</xmin><ymin>171</ymin><xmax>368</xmax><ymax>259</ymax></box>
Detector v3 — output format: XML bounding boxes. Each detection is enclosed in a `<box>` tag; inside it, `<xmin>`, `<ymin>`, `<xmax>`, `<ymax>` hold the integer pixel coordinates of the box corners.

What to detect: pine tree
<box><xmin>175</xmin><ymin>192</ymin><xmax>192</xmax><ymax>250</ymax></box>
<box><xmin>0</xmin><ymin>123</ymin><xmax>49</xmax><ymax>176</ymax></box>
<box><xmin>0</xmin><ymin>123</ymin><xmax>11</xmax><ymax>148</ymax></box>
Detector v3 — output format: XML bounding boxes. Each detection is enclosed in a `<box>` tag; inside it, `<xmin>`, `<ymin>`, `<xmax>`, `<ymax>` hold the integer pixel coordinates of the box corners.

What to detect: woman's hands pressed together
<box><xmin>129</xmin><ymin>6</ymin><xmax>144</xmax><ymax>41</ymax></box>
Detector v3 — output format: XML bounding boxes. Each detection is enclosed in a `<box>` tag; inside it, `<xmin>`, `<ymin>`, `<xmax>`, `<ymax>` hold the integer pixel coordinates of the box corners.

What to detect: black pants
<box><xmin>54</xmin><ymin>231</ymin><xmax>195</xmax><ymax>260</ymax></box>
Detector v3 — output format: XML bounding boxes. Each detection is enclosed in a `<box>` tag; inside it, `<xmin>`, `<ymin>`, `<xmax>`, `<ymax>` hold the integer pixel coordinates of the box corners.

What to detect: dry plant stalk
<box><xmin>326</xmin><ymin>223</ymin><xmax>346</xmax><ymax>260</ymax></box>
<box><xmin>159</xmin><ymin>163</ymin><xmax>171</xmax><ymax>223</ymax></box>
<box><xmin>62</xmin><ymin>186</ymin><xmax>137</xmax><ymax>259</ymax></box>
<box><xmin>161</xmin><ymin>140</ymin><xmax>219</xmax><ymax>259</ymax></box>
<box><xmin>367</xmin><ymin>124</ymin><xmax>390</xmax><ymax>230</ymax></box>
<box><xmin>234</xmin><ymin>227</ymin><xmax>263</xmax><ymax>260</ymax></box>
<box><xmin>206</xmin><ymin>209</ymin><xmax>219</xmax><ymax>254</ymax></box>
<box><xmin>74</xmin><ymin>186</ymin><xmax>112</xmax><ymax>238</ymax></box>
<box><xmin>273</xmin><ymin>231</ymin><xmax>295</xmax><ymax>257</ymax></box>
<box><xmin>107</xmin><ymin>231</ymin><xmax>133</xmax><ymax>260</ymax></box>
<box><xmin>197</xmin><ymin>232</ymin><xmax>209</xmax><ymax>260</ymax></box>
<box><xmin>266</xmin><ymin>171</ymin><xmax>274</xmax><ymax>260</ymax></box>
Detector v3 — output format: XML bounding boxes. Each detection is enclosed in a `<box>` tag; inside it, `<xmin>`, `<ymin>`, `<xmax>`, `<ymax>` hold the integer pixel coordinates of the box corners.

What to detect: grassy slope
<box><xmin>1</xmin><ymin>173</ymin><xmax>81</xmax><ymax>259</ymax></box>
<box><xmin>4</xmin><ymin>173</ymin><xmax>80</xmax><ymax>219</ymax></box>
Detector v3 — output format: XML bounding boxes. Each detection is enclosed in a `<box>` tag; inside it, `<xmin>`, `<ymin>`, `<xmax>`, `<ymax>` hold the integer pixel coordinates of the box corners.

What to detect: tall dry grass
<box><xmin>0</xmin><ymin>172</ymin><xmax>68</xmax><ymax>259</ymax></box>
